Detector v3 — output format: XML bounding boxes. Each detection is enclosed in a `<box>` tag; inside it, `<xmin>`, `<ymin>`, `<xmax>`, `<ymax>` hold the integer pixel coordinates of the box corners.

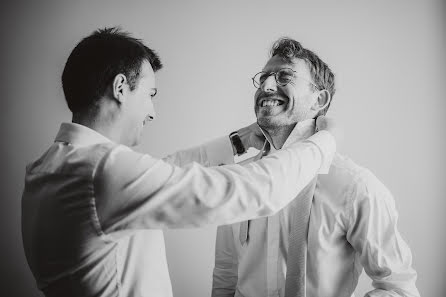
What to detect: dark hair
<box><xmin>62</xmin><ymin>27</ymin><xmax>162</xmax><ymax>113</ymax></box>
<box><xmin>270</xmin><ymin>38</ymin><xmax>335</xmax><ymax>115</ymax></box>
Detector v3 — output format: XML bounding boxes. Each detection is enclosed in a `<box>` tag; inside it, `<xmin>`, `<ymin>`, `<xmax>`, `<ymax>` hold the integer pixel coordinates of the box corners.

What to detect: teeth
<box><xmin>261</xmin><ymin>99</ymin><xmax>281</xmax><ymax>107</ymax></box>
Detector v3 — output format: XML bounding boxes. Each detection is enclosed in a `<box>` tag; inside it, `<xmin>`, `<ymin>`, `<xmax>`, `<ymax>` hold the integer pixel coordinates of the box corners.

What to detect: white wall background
<box><xmin>1</xmin><ymin>0</ymin><xmax>445</xmax><ymax>296</ymax></box>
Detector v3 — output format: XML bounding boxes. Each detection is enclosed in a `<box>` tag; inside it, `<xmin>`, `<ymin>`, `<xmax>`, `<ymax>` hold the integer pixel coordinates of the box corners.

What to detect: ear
<box><xmin>112</xmin><ymin>74</ymin><xmax>128</xmax><ymax>104</ymax></box>
<box><xmin>311</xmin><ymin>89</ymin><xmax>331</xmax><ymax>113</ymax></box>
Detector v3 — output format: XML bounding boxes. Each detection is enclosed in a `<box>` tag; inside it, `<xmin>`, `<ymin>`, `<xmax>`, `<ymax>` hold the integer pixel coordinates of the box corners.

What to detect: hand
<box><xmin>316</xmin><ymin>116</ymin><xmax>342</xmax><ymax>145</ymax></box>
<box><xmin>237</xmin><ymin>122</ymin><xmax>266</xmax><ymax>151</ymax></box>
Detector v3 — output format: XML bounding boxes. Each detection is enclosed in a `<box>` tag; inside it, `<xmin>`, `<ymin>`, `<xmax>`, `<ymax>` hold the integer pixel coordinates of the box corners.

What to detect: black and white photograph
<box><xmin>1</xmin><ymin>1</ymin><xmax>445</xmax><ymax>296</ymax></box>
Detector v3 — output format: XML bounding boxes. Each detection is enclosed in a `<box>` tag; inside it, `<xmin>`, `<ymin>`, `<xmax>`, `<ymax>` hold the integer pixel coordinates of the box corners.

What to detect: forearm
<box><xmin>163</xmin><ymin>136</ymin><xmax>234</xmax><ymax>167</ymax></box>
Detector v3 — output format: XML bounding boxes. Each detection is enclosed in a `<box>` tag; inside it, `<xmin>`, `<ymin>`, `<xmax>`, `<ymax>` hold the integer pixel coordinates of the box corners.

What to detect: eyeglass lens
<box><xmin>254</xmin><ymin>69</ymin><xmax>295</xmax><ymax>87</ymax></box>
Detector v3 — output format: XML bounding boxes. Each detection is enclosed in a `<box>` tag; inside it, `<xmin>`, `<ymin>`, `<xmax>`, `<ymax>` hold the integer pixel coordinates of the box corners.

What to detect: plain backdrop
<box><xmin>1</xmin><ymin>0</ymin><xmax>445</xmax><ymax>296</ymax></box>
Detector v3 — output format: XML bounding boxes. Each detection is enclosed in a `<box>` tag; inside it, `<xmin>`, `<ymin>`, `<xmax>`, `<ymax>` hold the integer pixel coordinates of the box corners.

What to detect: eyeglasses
<box><xmin>251</xmin><ymin>68</ymin><xmax>318</xmax><ymax>89</ymax></box>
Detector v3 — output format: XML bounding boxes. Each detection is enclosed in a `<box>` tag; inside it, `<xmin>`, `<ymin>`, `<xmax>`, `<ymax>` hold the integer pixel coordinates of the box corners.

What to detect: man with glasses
<box><xmin>212</xmin><ymin>38</ymin><xmax>419</xmax><ymax>297</ymax></box>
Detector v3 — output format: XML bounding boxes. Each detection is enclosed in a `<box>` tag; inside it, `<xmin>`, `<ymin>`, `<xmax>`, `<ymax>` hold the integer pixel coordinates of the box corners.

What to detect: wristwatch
<box><xmin>229</xmin><ymin>131</ymin><xmax>246</xmax><ymax>156</ymax></box>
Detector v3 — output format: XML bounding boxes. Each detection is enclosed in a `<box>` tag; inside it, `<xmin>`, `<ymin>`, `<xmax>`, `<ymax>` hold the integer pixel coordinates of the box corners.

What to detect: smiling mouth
<box><xmin>258</xmin><ymin>98</ymin><xmax>285</xmax><ymax>107</ymax></box>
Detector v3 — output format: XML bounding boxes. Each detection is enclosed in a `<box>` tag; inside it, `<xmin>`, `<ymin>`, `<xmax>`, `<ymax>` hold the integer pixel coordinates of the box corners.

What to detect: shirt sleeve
<box><xmin>93</xmin><ymin>130</ymin><xmax>336</xmax><ymax>235</ymax></box>
<box><xmin>162</xmin><ymin>136</ymin><xmax>234</xmax><ymax>167</ymax></box>
<box><xmin>346</xmin><ymin>171</ymin><xmax>420</xmax><ymax>297</ymax></box>
<box><xmin>212</xmin><ymin>225</ymin><xmax>238</xmax><ymax>297</ymax></box>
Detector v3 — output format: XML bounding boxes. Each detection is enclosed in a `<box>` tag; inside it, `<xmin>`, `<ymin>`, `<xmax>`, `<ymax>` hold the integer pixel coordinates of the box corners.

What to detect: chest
<box><xmin>232</xmin><ymin>183</ymin><xmax>351</xmax><ymax>254</ymax></box>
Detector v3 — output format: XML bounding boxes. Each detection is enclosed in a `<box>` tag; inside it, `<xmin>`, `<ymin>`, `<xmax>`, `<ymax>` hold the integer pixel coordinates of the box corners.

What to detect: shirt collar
<box><xmin>54</xmin><ymin>122</ymin><xmax>113</xmax><ymax>146</ymax></box>
<box><xmin>260</xmin><ymin>119</ymin><xmax>316</xmax><ymax>153</ymax></box>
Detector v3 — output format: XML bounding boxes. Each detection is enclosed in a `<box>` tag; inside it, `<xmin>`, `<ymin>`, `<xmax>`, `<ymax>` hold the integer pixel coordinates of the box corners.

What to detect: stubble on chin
<box><xmin>256</xmin><ymin>115</ymin><xmax>286</xmax><ymax>137</ymax></box>
<box><xmin>257</xmin><ymin>111</ymin><xmax>302</xmax><ymax>138</ymax></box>
<box><xmin>257</xmin><ymin>116</ymin><xmax>273</xmax><ymax>130</ymax></box>
<box><xmin>256</xmin><ymin>109</ymin><xmax>288</xmax><ymax>128</ymax></box>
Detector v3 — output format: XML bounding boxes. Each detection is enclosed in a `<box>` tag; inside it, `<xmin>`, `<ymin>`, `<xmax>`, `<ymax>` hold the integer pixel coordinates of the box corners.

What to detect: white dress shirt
<box><xmin>212</xmin><ymin>119</ymin><xmax>420</xmax><ymax>297</ymax></box>
<box><xmin>21</xmin><ymin>122</ymin><xmax>335</xmax><ymax>297</ymax></box>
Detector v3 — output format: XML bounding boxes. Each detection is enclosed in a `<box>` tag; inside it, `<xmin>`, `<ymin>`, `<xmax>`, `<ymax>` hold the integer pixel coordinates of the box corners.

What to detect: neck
<box><xmin>262</xmin><ymin>123</ymin><xmax>297</xmax><ymax>149</ymax></box>
<box><xmin>72</xmin><ymin>103</ymin><xmax>125</xmax><ymax>144</ymax></box>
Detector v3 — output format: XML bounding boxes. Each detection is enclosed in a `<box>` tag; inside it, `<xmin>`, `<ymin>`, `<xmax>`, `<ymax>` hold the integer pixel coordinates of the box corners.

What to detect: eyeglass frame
<box><xmin>251</xmin><ymin>68</ymin><xmax>319</xmax><ymax>90</ymax></box>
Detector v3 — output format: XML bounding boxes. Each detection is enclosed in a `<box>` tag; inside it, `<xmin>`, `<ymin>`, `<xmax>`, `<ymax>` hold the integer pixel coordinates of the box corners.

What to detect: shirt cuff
<box><xmin>306</xmin><ymin>130</ymin><xmax>336</xmax><ymax>174</ymax></box>
<box><xmin>203</xmin><ymin>136</ymin><xmax>235</xmax><ymax>166</ymax></box>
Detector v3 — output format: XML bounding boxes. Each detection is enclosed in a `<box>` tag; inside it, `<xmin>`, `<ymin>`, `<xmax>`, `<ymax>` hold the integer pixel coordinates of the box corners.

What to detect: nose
<box><xmin>147</xmin><ymin>100</ymin><xmax>156</xmax><ymax>121</ymax></box>
<box><xmin>261</xmin><ymin>74</ymin><xmax>277</xmax><ymax>93</ymax></box>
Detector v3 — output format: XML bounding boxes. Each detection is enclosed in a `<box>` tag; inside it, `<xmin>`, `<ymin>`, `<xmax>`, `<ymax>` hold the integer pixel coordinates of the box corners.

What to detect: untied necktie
<box><xmin>239</xmin><ymin>142</ymin><xmax>270</xmax><ymax>246</ymax></box>
<box><xmin>284</xmin><ymin>177</ymin><xmax>317</xmax><ymax>297</ymax></box>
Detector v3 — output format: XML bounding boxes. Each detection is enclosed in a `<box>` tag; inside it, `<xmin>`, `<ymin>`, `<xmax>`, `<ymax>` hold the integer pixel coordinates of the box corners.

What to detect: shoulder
<box><xmin>26</xmin><ymin>141</ymin><xmax>121</xmax><ymax>177</ymax></box>
<box><xmin>330</xmin><ymin>154</ymin><xmax>395</xmax><ymax>210</ymax></box>
<box><xmin>93</xmin><ymin>142</ymin><xmax>154</xmax><ymax>178</ymax></box>
<box><xmin>319</xmin><ymin>153</ymin><xmax>394</xmax><ymax>206</ymax></box>
<box><xmin>72</xmin><ymin>142</ymin><xmax>126</xmax><ymax>177</ymax></box>
<box><xmin>317</xmin><ymin>153</ymin><xmax>365</xmax><ymax>197</ymax></box>
<box><xmin>326</xmin><ymin>153</ymin><xmax>385</xmax><ymax>187</ymax></box>
<box><xmin>328</xmin><ymin>153</ymin><xmax>369</xmax><ymax>181</ymax></box>
<box><xmin>93</xmin><ymin>143</ymin><xmax>175</xmax><ymax>194</ymax></box>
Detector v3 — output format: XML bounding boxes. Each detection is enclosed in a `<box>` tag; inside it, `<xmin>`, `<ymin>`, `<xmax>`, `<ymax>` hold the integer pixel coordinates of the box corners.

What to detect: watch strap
<box><xmin>229</xmin><ymin>131</ymin><xmax>246</xmax><ymax>155</ymax></box>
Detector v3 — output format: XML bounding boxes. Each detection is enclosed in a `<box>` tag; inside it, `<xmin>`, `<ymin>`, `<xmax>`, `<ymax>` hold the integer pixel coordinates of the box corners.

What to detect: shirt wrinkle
<box><xmin>212</xmin><ymin>120</ymin><xmax>419</xmax><ymax>297</ymax></box>
<box><xmin>23</xmin><ymin>121</ymin><xmax>336</xmax><ymax>297</ymax></box>
<box><xmin>92</xmin><ymin>144</ymin><xmax>117</xmax><ymax>238</ymax></box>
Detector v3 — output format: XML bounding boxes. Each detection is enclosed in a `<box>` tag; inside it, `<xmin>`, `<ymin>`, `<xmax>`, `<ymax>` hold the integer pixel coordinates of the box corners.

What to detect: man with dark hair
<box><xmin>21</xmin><ymin>29</ymin><xmax>339</xmax><ymax>297</ymax></box>
<box><xmin>62</xmin><ymin>27</ymin><xmax>163</xmax><ymax>115</ymax></box>
<box><xmin>212</xmin><ymin>38</ymin><xmax>419</xmax><ymax>297</ymax></box>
